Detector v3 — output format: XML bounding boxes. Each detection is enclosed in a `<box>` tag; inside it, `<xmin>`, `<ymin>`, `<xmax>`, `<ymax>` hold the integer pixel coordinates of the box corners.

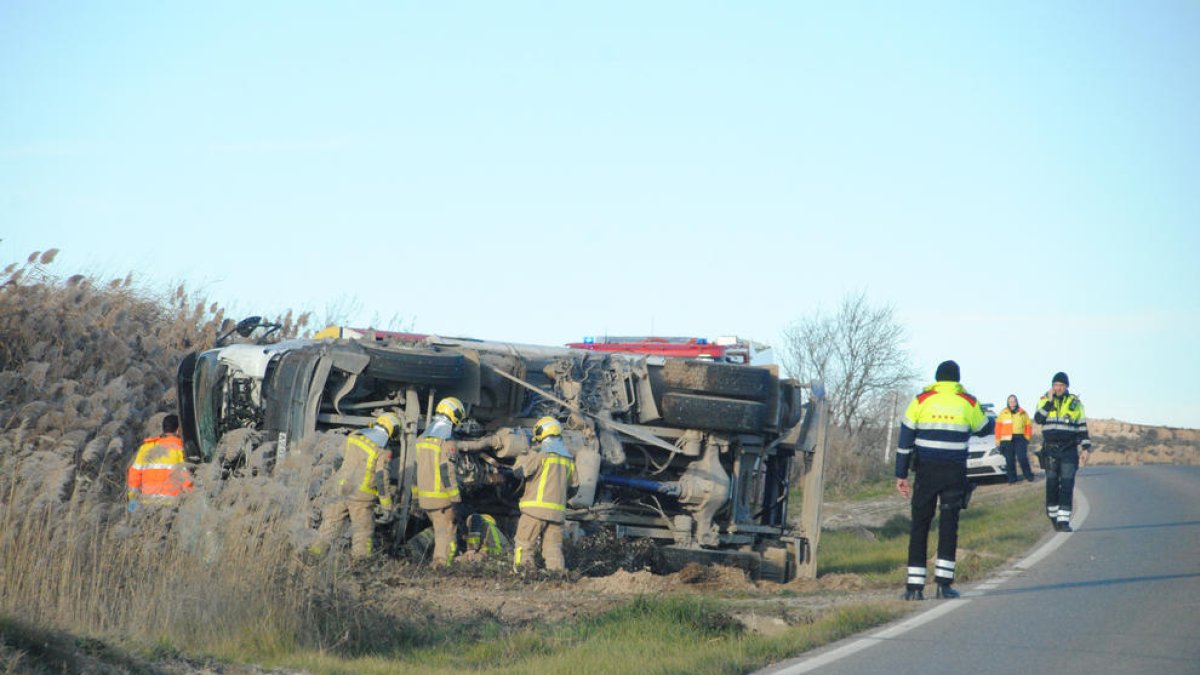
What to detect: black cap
<box><xmin>1052</xmin><ymin>371</ymin><xmax>1070</xmax><ymax>386</ymax></box>
<box><xmin>935</xmin><ymin>360</ymin><xmax>960</xmax><ymax>382</ymax></box>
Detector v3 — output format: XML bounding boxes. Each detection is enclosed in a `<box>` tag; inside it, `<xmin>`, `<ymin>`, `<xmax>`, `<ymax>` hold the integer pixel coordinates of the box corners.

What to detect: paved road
<box><xmin>759</xmin><ymin>465</ymin><xmax>1200</xmax><ymax>675</ymax></box>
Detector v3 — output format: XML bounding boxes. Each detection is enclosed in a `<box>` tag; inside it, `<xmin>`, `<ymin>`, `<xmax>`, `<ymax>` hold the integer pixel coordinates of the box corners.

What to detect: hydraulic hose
<box><xmin>599</xmin><ymin>473</ymin><xmax>680</xmax><ymax>497</ymax></box>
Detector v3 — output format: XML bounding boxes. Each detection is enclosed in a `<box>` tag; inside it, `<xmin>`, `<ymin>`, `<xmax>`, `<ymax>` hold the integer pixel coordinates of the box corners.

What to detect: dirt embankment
<box><xmin>1086</xmin><ymin>418</ymin><xmax>1200</xmax><ymax>466</ymax></box>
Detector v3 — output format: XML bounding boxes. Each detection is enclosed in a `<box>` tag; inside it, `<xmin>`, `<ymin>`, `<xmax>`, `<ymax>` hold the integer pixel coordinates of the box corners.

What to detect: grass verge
<box><xmin>247</xmin><ymin>596</ymin><xmax>904</xmax><ymax>675</ymax></box>
<box><xmin>817</xmin><ymin>485</ymin><xmax>1047</xmax><ymax>584</ymax></box>
<box><xmin>0</xmin><ymin>614</ymin><xmax>156</xmax><ymax>675</ymax></box>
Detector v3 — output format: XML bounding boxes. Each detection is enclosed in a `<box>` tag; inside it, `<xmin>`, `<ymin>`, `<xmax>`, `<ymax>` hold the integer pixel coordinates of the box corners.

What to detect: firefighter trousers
<box><xmin>427</xmin><ymin>505</ymin><xmax>458</xmax><ymax>565</ymax></box>
<box><xmin>313</xmin><ymin>498</ymin><xmax>376</xmax><ymax>558</ymax></box>
<box><xmin>514</xmin><ymin>514</ymin><xmax>565</xmax><ymax>571</ymax></box>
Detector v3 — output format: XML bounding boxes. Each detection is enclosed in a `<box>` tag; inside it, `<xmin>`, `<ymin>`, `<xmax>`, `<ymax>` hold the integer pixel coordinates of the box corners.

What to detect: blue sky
<box><xmin>3</xmin><ymin>2</ymin><xmax>1198</xmax><ymax>428</ymax></box>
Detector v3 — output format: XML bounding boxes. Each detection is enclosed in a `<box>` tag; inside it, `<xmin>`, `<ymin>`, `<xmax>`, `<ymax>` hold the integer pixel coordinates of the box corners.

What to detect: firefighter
<box><xmin>127</xmin><ymin>413</ymin><xmax>193</xmax><ymax>512</ymax></box>
<box><xmin>512</xmin><ymin>416</ymin><xmax>579</xmax><ymax>573</ymax></box>
<box><xmin>895</xmin><ymin>361</ymin><xmax>993</xmax><ymax>600</ymax></box>
<box><xmin>413</xmin><ymin>397</ymin><xmax>467</xmax><ymax>565</ymax></box>
<box><xmin>463</xmin><ymin>513</ymin><xmax>508</xmax><ymax>559</ymax></box>
<box><xmin>308</xmin><ymin>413</ymin><xmax>400</xmax><ymax>559</ymax></box>
<box><xmin>996</xmin><ymin>394</ymin><xmax>1035</xmax><ymax>483</ymax></box>
<box><xmin>1034</xmin><ymin>372</ymin><xmax>1091</xmax><ymax>532</ymax></box>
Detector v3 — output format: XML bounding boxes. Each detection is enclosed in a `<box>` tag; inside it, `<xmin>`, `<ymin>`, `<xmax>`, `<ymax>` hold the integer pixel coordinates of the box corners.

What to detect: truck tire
<box><xmin>779</xmin><ymin>381</ymin><xmax>804</xmax><ymax>429</ymax></box>
<box><xmin>660</xmin><ymin>393</ymin><xmax>768</xmax><ymax>433</ymax></box>
<box><xmin>655</xmin><ymin>360</ymin><xmax>772</xmax><ymax>401</ymax></box>
<box><xmin>361</xmin><ymin>345</ymin><xmax>465</xmax><ymax>386</ymax></box>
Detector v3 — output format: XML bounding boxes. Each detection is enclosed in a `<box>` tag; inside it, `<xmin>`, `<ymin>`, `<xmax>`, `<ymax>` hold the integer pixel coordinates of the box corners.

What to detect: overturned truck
<box><xmin>177</xmin><ymin>319</ymin><xmax>829</xmax><ymax>581</ymax></box>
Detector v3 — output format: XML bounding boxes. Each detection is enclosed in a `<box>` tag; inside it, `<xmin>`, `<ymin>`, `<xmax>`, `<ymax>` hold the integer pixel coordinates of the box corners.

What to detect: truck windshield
<box><xmin>193</xmin><ymin>352</ymin><xmax>224</xmax><ymax>462</ymax></box>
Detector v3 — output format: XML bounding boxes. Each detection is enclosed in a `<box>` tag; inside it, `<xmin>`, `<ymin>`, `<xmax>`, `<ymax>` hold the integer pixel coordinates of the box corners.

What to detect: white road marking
<box><xmin>760</xmin><ymin>491</ymin><xmax>1091</xmax><ymax>675</ymax></box>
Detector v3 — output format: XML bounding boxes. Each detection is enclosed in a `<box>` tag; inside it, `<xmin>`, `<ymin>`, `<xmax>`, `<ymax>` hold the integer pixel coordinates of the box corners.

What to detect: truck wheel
<box><xmin>655</xmin><ymin>360</ymin><xmax>772</xmax><ymax>401</ymax></box>
<box><xmin>361</xmin><ymin>345</ymin><xmax>464</xmax><ymax>386</ymax></box>
<box><xmin>660</xmin><ymin>393</ymin><xmax>768</xmax><ymax>433</ymax></box>
<box><xmin>779</xmin><ymin>382</ymin><xmax>804</xmax><ymax>428</ymax></box>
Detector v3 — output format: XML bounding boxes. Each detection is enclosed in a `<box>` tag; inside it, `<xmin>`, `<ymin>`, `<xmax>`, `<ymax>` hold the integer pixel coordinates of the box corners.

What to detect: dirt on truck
<box><xmin>179</xmin><ymin>319</ymin><xmax>830</xmax><ymax>581</ymax></box>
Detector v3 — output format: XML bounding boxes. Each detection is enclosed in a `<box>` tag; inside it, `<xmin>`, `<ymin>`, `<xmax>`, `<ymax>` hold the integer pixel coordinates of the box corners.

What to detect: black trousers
<box><xmin>1001</xmin><ymin>436</ymin><xmax>1034</xmax><ymax>482</ymax></box>
<box><xmin>1043</xmin><ymin>444</ymin><xmax>1079</xmax><ymax>521</ymax></box>
<box><xmin>907</xmin><ymin>459</ymin><xmax>967</xmax><ymax>588</ymax></box>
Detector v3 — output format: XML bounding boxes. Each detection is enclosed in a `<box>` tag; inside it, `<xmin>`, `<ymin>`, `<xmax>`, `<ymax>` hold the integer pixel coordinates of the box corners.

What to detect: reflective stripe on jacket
<box><xmin>334</xmin><ymin>430</ymin><xmax>392</xmax><ymax>502</ymax></box>
<box><xmin>995</xmin><ymin>407</ymin><xmax>1032</xmax><ymax>443</ymax></box>
<box><xmin>413</xmin><ymin>436</ymin><xmax>460</xmax><ymax>509</ymax></box>
<box><xmin>896</xmin><ymin>381</ymin><xmax>993</xmax><ymax>477</ymax></box>
<box><xmin>465</xmin><ymin>513</ymin><xmax>505</xmax><ymax>555</ymax></box>
<box><xmin>515</xmin><ymin>449</ymin><xmax>579</xmax><ymax>523</ymax></box>
<box><xmin>1034</xmin><ymin>393</ymin><xmax>1091</xmax><ymax>449</ymax></box>
<box><xmin>127</xmin><ymin>434</ymin><xmax>193</xmax><ymax>502</ymax></box>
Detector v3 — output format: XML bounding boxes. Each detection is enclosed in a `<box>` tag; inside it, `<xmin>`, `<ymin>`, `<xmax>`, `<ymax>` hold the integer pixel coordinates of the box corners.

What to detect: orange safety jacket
<box><xmin>995</xmin><ymin>407</ymin><xmax>1033</xmax><ymax>444</ymax></box>
<box><xmin>127</xmin><ymin>434</ymin><xmax>193</xmax><ymax>503</ymax></box>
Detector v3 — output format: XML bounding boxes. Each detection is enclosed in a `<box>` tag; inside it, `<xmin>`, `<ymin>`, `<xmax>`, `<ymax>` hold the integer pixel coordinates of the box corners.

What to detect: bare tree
<box><xmin>781</xmin><ymin>292</ymin><xmax>917</xmax><ymax>432</ymax></box>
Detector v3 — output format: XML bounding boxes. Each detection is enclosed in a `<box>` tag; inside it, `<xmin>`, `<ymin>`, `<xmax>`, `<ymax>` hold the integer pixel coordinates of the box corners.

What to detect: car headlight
<box><xmin>987</xmin><ymin>447</ymin><xmax>1002</xmax><ymax>457</ymax></box>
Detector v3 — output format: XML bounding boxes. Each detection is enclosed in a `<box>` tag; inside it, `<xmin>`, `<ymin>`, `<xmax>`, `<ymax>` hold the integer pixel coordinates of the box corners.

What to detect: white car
<box><xmin>966</xmin><ymin>404</ymin><xmax>1004</xmax><ymax>481</ymax></box>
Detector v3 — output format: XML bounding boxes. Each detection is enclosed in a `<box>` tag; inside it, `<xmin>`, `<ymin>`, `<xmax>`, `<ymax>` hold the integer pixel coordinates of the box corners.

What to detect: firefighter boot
<box><xmin>902</xmin><ymin>587</ymin><xmax>924</xmax><ymax>601</ymax></box>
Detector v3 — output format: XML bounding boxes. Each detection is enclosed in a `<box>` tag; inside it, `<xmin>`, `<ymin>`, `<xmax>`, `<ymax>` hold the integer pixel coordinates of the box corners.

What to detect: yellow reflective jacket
<box><xmin>465</xmin><ymin>513</ymin><xmax>506</xmax><ymax>556</ymax></box>
<box><xmin>1034</xmin><ymin>393</ymin><xmax>1091</xmax><ymax>449</ymax></box>
<box><xmin>413</xmin><ymin>436</ymin><xmax>460</xmax><ymax>509</ymax></box>
<box><xmin>514</xmin><ymin>448</ymin><xmax>579</xmax><ymax>523</ymax></box>
<box><xmin>333</xmin><ymin>429</ymin><xmax>392</xmax><ymax>503</ymax></box>
<box><xmin>896</xmin><ymin>381</ymin><xmax>992</xmax><ymax>477</ymax></box>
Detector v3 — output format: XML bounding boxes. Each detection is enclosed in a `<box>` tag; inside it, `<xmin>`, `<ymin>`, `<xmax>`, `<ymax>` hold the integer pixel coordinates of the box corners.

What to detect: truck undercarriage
<box><xmin>178</xmin><ymin>322</ymin><xmax>829</xmax><ymax>581</ymax></box>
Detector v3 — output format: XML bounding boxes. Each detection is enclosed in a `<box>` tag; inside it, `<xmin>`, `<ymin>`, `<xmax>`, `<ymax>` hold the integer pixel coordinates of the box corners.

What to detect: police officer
<box><xmin>1034</xmin><ymin>372</ymin><xmax>1090</xmax><ymax>532</ymax></box>
<box><xmin>895</xmin><ymin>360</ymin><xmax>993</xmax><ymax>600</ymax></box>
<box><xmin>413</xmin><ymin>397</ymin><xmax>467</xmax><ymax>565</ymax></box>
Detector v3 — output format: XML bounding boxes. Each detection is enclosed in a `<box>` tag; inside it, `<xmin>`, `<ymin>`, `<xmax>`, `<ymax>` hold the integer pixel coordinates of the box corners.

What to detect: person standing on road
<box><xmin>308</xmin><ymin>413</ymin><xmax>400</xmax><ymax>559</ymax></box>
<box><xmin>895</xmin><ymin>360</ymin><xmax>994</xmax><ymax>601</ymax></box>
<box><xmin>127</xmin><ymin>413</ymin><xmax>193</xmax><ymax>513</ymax></box>
<box><xmin>996</xmin><ymin>394</ymin><xmax>1035</xmax><ymax>484</ymax></box>
<box><xmin>512</xmin><ymin>416</ymin><xmax>579</xmax><ymax>573</ymax></box>
<box><xmin>1034</xmin><ymin>372</ymin><xmax>1091</xmax><ymax>532</ymax></box>
<box><xmin>413</xmin><ymin>397</ymin><xmax>467</xmax><ymax>565</ymax></box>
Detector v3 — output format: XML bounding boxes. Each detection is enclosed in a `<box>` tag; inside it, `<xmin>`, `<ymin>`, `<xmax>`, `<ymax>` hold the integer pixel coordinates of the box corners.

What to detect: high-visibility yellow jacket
<box><xmin>896</xmin><ymin>381</ymin><xmax>993</xmax><ymax>477</ymax></box>
<box><xmin>1034</xmin><ymin>393</ymin><xmax>1091</xmax><ymax>450</ymax></box>
<box><xmin>465</xmin><ymin>513</ymin><xmax>506</xmax><ymax>555</ymax></box>
<box><xmin>514</xmin><ymin>443</ymin><xmax>579</xmax><ymax>523</ymax></box>
<box><xmin>127</xmin><ymin>434</ymin><xmax>193</xmax><ymax>504</ymax></box>
<box><xmin>333</xmin><ymin>426</ymin><xmax>393</xmax><ymax>504</ymax></box>
<box><xmin>995</xmin><ymin>407</ymin><xmax>1032</xmax><ymax>443</ymax></box>
<box><xmin>413</xmin><ymin>435</ymin><xmax>460</xmax><ymax>510</ymax></box>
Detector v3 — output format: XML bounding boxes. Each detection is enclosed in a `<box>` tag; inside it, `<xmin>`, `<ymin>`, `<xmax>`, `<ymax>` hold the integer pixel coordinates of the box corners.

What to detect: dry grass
<box><xmin>0</xmin><ymin>252</ymin><xmax>373</xmax><ymax>659</ymax></box>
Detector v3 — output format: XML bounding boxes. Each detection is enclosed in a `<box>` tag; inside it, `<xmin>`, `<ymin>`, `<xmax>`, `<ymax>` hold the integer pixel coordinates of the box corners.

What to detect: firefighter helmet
<box><xmin>532</xmin><ymin>416</ymin><xmax>563</xmax><ymax>443</ymax></box>
<box><xmin>375</xmin><ymin>412</ymin><xmax>401</xmax><ymax>439</ymax></box>
<box><xmin>435</xmin><ymin>397</ymin><xmax>466</xmax><ymax>427</ymax></box>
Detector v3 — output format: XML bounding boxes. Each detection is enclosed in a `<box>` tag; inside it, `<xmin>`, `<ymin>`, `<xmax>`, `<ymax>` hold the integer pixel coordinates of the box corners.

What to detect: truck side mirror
<box><xmin>236</xmin><ymin>316</ymin><xmax>263</xmax><ymax>337</ymax></box>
